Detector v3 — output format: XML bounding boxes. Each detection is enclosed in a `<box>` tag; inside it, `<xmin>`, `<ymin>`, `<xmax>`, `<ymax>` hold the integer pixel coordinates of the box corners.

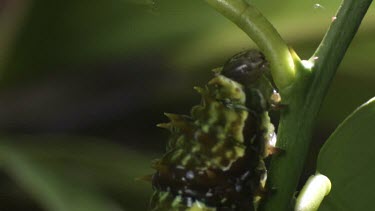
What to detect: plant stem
<box><xmin>205</xmin><ymin>0</ymin><xmax>373</xmax><ymax>210</ymax></box>
<box><xmin>204</xmin><ymin>0</ymin><xmax>296</xmax><ymax>90</ymax></box>
<box><xmin>311</xmin><ymin>0</ymin><xmax>373</xmax><ymax>97</ymax></box>
<box><xmin>265</xmin><ymin>0</ymin><xmax>372</xmax><ymax>211</ymax></box>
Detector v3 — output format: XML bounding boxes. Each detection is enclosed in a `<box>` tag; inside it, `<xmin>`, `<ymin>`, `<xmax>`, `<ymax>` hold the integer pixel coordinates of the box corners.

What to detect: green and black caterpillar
<box><xmin>150</xmin><ymin>50</ymin><xmax>281</xmax><ymax>211</ymax></box>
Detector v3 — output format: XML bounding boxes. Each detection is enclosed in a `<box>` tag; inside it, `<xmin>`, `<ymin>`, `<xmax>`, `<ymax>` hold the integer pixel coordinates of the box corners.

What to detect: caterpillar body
<box><xmin>150</xmin><ymin>50</ymin><xmax>280</xmax><ymax>211</ymax></box>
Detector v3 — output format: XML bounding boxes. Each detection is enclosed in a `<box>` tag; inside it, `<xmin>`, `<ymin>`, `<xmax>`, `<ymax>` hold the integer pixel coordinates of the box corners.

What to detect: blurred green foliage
<box><xmin>0</xmin><ymin>0</ymin><xmax>374</xmax><ymax>210</ymax></box>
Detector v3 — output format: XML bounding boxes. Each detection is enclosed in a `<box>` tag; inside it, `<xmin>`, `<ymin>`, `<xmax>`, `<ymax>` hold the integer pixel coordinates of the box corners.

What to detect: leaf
<box><xmin>0</xmin><ymin>137</ymin><xmax>154</xmax><ymax>211</ymax></box>
<box><xmin>0</xmin><ymin>146</ymin><xmax>121</xmax><ymax>211</ymax></box>
<box><xmin>317</xmin><ymin>97</ymin><xmax>375</xmax><ymax>211</ymax></box>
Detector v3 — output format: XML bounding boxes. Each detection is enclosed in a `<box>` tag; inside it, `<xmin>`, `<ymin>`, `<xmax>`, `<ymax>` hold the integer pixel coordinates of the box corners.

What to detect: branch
<box><xmin>204</xmin><ymin>0</ymin><xmax>372</xmax><ymax>210</ymax></box>
<box><xmin>204</xmin><ymin>0</ymin><xmax>296</xmax><ymax>90</ymax></box>
<box><xmin>310</xmin><ymin>0</ymin><xmax>373</xmax><ymax>97</ymax></box>
<box><xmin>265</xmin><ymin>0</ymin><xmax>373</xmax><ymax>210</ymax></box>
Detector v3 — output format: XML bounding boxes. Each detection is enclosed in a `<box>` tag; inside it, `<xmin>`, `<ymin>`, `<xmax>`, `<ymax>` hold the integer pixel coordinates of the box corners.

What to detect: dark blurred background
<box><xmin>0</xmin><ymin>0</ymin><xmax>374</xmax><ymax>210</ymax></box>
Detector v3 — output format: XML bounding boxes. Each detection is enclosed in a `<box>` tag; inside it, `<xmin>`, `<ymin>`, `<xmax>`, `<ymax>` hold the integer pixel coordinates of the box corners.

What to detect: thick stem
<box><xmin>204</xmin><ymin>0</ymin><xmax>296</xmax><ymax>90</ymax></box>
<box><xmin>204</xmin><ymin>0</ymin><xmax>372</xmax><ymax>210</ymax></box>
<box><xmin>265</xmin><ymin>0</ymin><xmax>372</xmax><ymax>210</ymax></box>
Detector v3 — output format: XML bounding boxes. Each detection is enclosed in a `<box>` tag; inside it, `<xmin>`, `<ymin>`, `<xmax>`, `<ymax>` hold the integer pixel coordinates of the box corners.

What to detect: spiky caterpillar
<box><xmin>150</xmin><ymin>50</ymin><xmax>280</xmax><ymax>211</ymax></box>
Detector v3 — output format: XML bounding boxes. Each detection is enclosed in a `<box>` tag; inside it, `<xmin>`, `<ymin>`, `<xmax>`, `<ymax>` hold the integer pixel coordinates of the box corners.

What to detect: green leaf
<box><xmin>317</xmin><ymin>97</ymin><xmax>375</xmax><ymax>211</ymax></box>
<box><xmin>0</xmin><ymin>137</ymin><xmax>154</xmax><ymax>211</ymax></box>
<box><xmin>0</xmin><ymin>146</ymin><xmax>121</xmax><ymax>211</ymax></box>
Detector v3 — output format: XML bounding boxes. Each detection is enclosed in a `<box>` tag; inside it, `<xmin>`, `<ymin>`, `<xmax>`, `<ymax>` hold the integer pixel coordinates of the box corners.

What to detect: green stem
<box><xmin>204</xmin><ymin>0</ymin><xmax>296</xmax><ymax>90</ymax></box>
<box><xmin>265</xmin><ymin>0</ymin><xmax>372</xmax><ymax>211</ymax></box>
<box><xmin>205</xmin><ymin>0</ymin><xmax>373</xmax><ymax>210</ymax></box>
<box><xmin>311</xmin><ymin>0</ymin><xmax>373</xmax><ymax>95</ymax></box>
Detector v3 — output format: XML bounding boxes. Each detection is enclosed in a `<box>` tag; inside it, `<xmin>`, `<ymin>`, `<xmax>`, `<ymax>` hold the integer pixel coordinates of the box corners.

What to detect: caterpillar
<box><xmin>150</xmin><ymin>50</ymin><xmax>280</xmax><ymax>211</ymax></box>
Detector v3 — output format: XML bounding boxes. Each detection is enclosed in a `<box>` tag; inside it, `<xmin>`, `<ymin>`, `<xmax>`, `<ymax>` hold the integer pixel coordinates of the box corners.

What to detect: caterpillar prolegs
<box><xmin>150</xmin><ymin>50</ymin><xmax>281</xmax><ymax>210</ymax></box>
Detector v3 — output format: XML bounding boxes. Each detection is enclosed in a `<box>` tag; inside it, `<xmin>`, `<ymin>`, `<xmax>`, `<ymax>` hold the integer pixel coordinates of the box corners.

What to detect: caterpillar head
<box><xmin>221</xmin><ymin>50</ymin><xmax>278</xmax><ymax>111</ymax></box>
<box><xmin>221</xmin><ymin>50</ymin><xmax>268</xmax><ymax>85</ymax></box>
